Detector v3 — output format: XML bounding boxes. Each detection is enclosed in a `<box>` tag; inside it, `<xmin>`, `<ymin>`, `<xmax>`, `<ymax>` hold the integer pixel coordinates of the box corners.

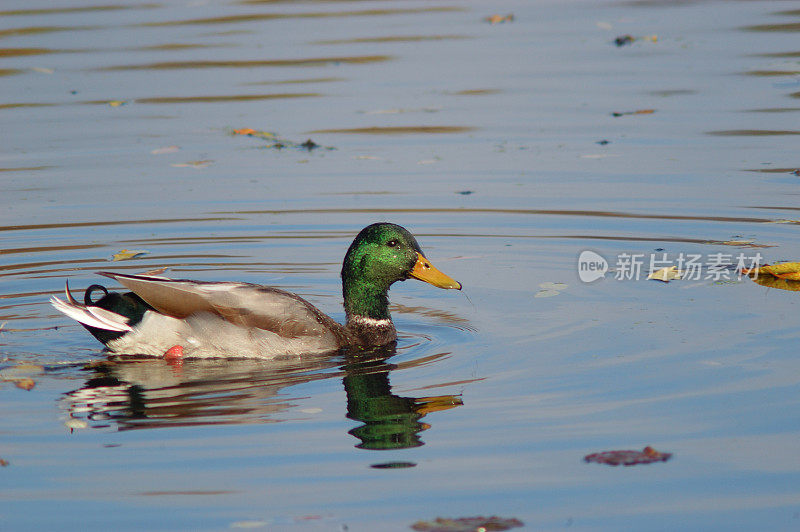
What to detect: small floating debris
<box><xmin>584</xmin><ymin>446</ymin><xmax>672</xmax><ymax>466</ymax></box>
<box><xmin>107</xmin><ymin>100</ymin><xmax>127</xmax><ymax>107</ymax></box>
<box><xmin>483</xmin><ymin>13</ymin><xmax>514</xmax><ymax>25</ymax></box>
<box><xmin>456</xmin><ymin>190</ymin><xmax>474</xmax><ymax>195</ymax></box>
<box><xmin>411</xmin><ymin>516</ymin><xmax>524</xmax><ymax>532</ymax></box>
<box><xmin>111</xmin><ymin>249</ymin><xmax>149</xmax><ymax>261</ymax></box>
<box><xmin>0</xmin><ymin>458</ymin><xmax>9</xmax><ymax>467</ymax></box>
<box><xmin>614</xmin><ymin>34</ymin><xmax>657</xmax><ymax>47</ymax></box>
<box><xmin>648</xmin><ymin>266</ymin><xmax>682</xmax><ymax>282</ymax></box>
<box><xmin>65</xmin><ymin>417</ymin><xmax>89</xmax><ymax>431</ymax></box>
<box><xmin>150</xmin><ymin>145</ymin><xmax>180</xmax><ymax>155</ymax></box>
<box><xmin>171</xmin><ymin>159</ymin><xmax>213</xmax><ymax>169</ymax></box>
<box><xmin>0</xmin><ymin>363</ymin><xmax>43</xmax><ymax>391</ymax></box>
<box><xmin>612</xmin><ymin>109</ymin><xmax>655</xmax><ymax>117</ymax></box>
<box><xmin>232</xmin><ymin>127</ymin><xmax>331</xmax><ymax>151</ymax></box>
<box><xmin>596</xmin><ymin>139</ymin><xmax>610</xmax><ymax>145</ymax></box>
<box><xmin>614</xmin><ymin>34</ymin><xmax>635</xmax><ymax>46</ymax></box>
<box><xmin>535</xmin><ymin>282</ymin><xmax>568</xmax><ymax>298</ymax></box>
<box><xmin>370</xmin><ymin>461</ymin><xmax>416</xmax><ymax>469</ymax></box>
<box><xmin>13</xmin><ymin>378</ymin><xmax>35</xmax><ymax>391</ymax></box>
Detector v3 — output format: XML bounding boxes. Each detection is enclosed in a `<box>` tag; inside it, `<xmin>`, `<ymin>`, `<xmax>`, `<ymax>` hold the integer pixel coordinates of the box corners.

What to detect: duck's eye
<box><xmin>386</xmin><ymin>239</ymin><xmax>399</xmax><ymax>247</ymax></box>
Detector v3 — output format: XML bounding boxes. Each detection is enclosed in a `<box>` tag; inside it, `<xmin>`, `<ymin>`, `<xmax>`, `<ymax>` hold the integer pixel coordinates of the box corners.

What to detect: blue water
<box><xmin>2</xmin><ymin>0</ymin><xmax>800</xmax><ymax>530</ymax></box>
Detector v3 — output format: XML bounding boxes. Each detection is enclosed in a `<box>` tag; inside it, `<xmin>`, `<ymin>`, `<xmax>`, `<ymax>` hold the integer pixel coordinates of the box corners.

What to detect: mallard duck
<box><xmin>50</xmin><ymin>223</ymin><xmax>461</xmax><ymax>358</ymax></box>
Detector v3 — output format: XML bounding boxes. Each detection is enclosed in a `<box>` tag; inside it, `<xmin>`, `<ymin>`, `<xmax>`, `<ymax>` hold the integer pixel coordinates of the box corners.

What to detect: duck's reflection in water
<box><xmin>62</xmin><ymin>346</ymin><xmax>462</xmax><ymax>450</ymax></box>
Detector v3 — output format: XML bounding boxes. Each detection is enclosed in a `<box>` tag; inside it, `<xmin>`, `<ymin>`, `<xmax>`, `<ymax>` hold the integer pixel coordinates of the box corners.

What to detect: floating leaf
<box><xmin>535</xmin><ymin>282</ymin><xmax>568</xmax><ymax>297</ymax></box>
<box><xmin>232</xmin><ymin>127</ymin><xmax>330</xmax><ymax>151</ymax></box>
<box><xmin>111</xmin><ymin>249</ymin><xmax>149</xmax><ymax>261</ymax></box>
<box><xmin>0</xmin><ymin>458</ymin><xmax>8</xmax><ymax>467</ymax></box>
<box><xmin>742</xmin><ymin>262</ymin><xmax>800</xmax><ymax>280</ymax></box>
<box><xmin>107</xmin><ymin>100</ymin><xmax>127</xmax><ymax>107</ymax></box>
<box><xmin>584</xmin><ymin>446</ymin><xmax>672</xmax><ymax>466</ymax></box>
<box><xmin>483</xmin><ymin>14</ymin><xmax>514</xmax><ymax>24</ymax></box>
<box><xmin>151</xmin><ymin>145</ymin><xmax>180</xmax><ymax>155</ymax></box>
<box><xmin>370</xmin><ymin>461</ymin><xmax>416</xmax><ymax>469</ymax></box>
<box><xmin>648</xmin><ymin>266</ymin><xmax>682</xmax><ymax>282</ymax></box>
<box><xmin>746</xmin><ymin>274</ymin><xmax>800</xmax><ymax>291</ymax></box>
<box><xmin>612</xmin><ymin>109</ymin><xmax>656</xmax><ymax>117</ymax></box>
<box><xmin>411</xmin><ymin>516</ymin><xmax>524</xmax><ymax>532</ymax></box>
<box><xmin>13</xmin><ymin>378</ymin><xmax>35</xmax><ymax>391</ymax></box>
<box><xmin>233</xmin><ymin>127</ymin><xmax>276</xmax><ymax>140</ymax></box>
<box><xmin>171</xmin><ymin>159</ymin><xmax>213</xmax><ymax>169</ymax></box>
<box><xmin>1</xmin><ymin>363</ymin><xmax>43</xmax><ymax>390</ymax></box>
<box><xmin>534</xmin><ymin>290</ymin><xmax>560</xmax><ymax>298</ymax></box>
<box><xmin>230</xmin><ymin>521</ymin><xmax>269</xmax><ymax>529</ymax></box>
<box><xmin>614</xmin><ymin>34</ymin><xmax>634</xmax><ymax>46</ymax></box>
<box><xmin>614</xmin><ymin>34</ymin><xmax>657</xmax><ymax>47</ymax></box>
<box><xmin>299</xmin><ymin>139</ymin><xmax>319</xmax><ymax>150</ymax></box>
<box><xmin>64</xmin><ymin>418</ymin><xmax>89</xmax><ymax>430</ymax></box>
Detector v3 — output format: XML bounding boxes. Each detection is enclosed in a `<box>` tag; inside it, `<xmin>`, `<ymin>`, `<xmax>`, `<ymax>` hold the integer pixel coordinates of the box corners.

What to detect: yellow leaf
<box><xmin>111</xmin><ymin>249</ymin><xmax>149</xmax><ymax>261</ymax></box>
<box><xmin>742</xmin><ymin>262</ymin><xmax>800</xmax><ymax>280</ymax></box>
<box><xmin>484</xmin><ymin>13</ymin><xmax>514</xmax><ymax>24</ymax></box>
<box><xmin>648</xmin><ymin>266</ymin><xmax>682</xmax><ymax>282</ymax></box>
<box><xmin>233</xmin><ymin>128</ymin><xmax>276</xmax><ymax>140</ymax></box>
<box><xmin>748</xmin><ymin>274</ymin><xmax>800</xmax><ymax>291</ymax></box>
<box><xmin>108</xmin><ymin>100</ymin><xmax>127</xmax><ymax>107</ymax></box>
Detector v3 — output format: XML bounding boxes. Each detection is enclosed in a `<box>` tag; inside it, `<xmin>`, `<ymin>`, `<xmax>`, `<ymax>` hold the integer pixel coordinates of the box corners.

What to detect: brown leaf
<box><xmin>483</xmin><ymin>14</ymin><xmax>514</xmax><ymax>24</ymax></box>
<box><xmin>411</xmin><ymin>516</ymin><xmax>524</xmax><ymax>532</ymax></box>
<box><xmin>612</xmin><ymin>109</ymin><xmax>656</xmax><ymax>117</ymax></box>
<box><xmin>584</xmin><ymin>446</ymin><xmax>672</xmax><ymax>466</ymax></box>
<box><xmin>13</xmin><ymin>378</ymin><xmax>35</xmax><ymax>391</ymax></box>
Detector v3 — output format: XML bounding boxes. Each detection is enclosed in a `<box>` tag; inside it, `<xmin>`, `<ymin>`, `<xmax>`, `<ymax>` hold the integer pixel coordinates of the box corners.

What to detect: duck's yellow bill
<box><xmin>410</xmin><ymin>253</ymin><xmax>462</xmax><ymax>290</ymax></box>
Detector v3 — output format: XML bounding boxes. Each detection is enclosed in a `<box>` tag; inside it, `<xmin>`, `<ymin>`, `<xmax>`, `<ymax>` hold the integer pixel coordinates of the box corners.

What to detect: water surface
<box><xmin>3</xmin><ymin>0</ymin><xmax>800</xmax><ymax>530</ymax></box>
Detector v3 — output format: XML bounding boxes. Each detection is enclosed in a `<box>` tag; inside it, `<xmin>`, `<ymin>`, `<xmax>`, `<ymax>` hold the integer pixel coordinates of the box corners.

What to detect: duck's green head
<box><xmin>341</xmin><ymin>223</ymin><xmax>461</xmax><ymax>318</ymax></box>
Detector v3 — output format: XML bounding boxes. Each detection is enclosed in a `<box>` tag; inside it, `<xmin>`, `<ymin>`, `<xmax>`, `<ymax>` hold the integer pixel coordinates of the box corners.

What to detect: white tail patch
<box><xmin>50</xmin><ymin>296</ymin><xmax>133</xmax><ymax>332</ymax></box>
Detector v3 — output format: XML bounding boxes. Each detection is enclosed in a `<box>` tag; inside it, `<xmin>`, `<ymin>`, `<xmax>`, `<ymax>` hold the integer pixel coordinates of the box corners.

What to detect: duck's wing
<box><xmin>97</xmin><ymin>272</ymin><xmax>344</xmax><ymax>339</ymax></box>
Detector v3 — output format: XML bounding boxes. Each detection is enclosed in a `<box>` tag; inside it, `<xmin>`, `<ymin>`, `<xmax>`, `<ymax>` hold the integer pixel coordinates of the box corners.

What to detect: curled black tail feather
<box><xmin>80</xmin><ymin>285</ymin><xmax>153</xmax><ymax>345</ymax></box>
<box><xmin>85</xmin><ymin>284</ymin><xmax>109</xmax><ymax>306</ymax></box>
